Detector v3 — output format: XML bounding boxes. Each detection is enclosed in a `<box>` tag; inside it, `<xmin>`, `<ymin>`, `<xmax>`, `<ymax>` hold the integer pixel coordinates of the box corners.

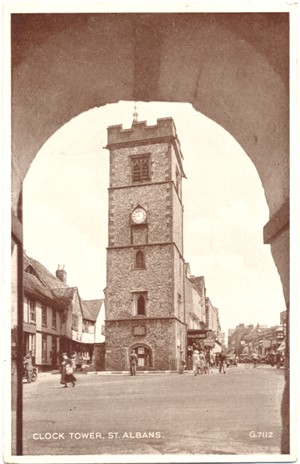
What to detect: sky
<box><xmin>23</xmin><ymin>101</ymin><xmax>287</xmax><ymax>340</ymax></box>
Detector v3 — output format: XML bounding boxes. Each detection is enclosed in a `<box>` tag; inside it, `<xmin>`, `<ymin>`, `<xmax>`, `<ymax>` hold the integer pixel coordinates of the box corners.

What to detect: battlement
<box><xmin>107</xmin><ymin>118</ymin><xmax>182</xmax><ymax>155</ymax></box>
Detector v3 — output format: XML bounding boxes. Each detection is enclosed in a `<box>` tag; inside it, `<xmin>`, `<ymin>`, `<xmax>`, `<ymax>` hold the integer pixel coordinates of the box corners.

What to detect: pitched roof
<box><xmin>82</xmin><ymin>299</ymin><xmax>104</xmax><ymax>321</ymax></box>
<box><xmin>23</xmin><ymin>272</ymin><xmax>56</xmax><ymax>305</ymax></box>
<box><xmin>23</xmin><ymin>253</ymin><xmax>76</xmax><ymax>306</ymax></box>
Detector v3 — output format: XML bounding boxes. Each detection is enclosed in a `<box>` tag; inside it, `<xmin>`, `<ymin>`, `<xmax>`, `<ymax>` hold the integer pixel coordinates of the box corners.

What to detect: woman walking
<box><xmin>60</xmin><ymin>353</ymin><xmax>76</xmax><ymax>388</ymax></box>
<box><xmin>192</xmin><ymin>350</ymin><xmax>200</xmax><ymax>376</ymax></box>
<box><xmin>198</xmin><ymin>351</ymin><xmax>206</xmax><ymax>374</ymax></box>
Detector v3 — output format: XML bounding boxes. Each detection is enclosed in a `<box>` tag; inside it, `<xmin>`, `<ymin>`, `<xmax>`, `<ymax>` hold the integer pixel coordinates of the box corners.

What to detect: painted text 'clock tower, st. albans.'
<box><xmin>105</xmin><ymin>117</ymin><xmax>187</xmax><ymax>371</ymax></box>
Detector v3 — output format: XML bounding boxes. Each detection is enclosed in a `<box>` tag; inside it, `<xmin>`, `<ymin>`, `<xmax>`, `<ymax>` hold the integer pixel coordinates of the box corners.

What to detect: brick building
<box><xmin>104</xmin><ymin>117</ymin><xmax>187</xmax><ymax>371</ymax></box>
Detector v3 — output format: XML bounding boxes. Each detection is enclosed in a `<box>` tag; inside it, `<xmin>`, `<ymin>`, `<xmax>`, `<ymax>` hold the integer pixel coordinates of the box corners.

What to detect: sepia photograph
<box><xmin>3</xmin><ymin>2</ymin><xmax>298</xmax><ymax>463</ymax></box>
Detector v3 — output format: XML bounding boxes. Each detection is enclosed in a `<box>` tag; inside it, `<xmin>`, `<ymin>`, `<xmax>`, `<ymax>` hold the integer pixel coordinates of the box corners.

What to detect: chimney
<box><xmin>56</xmin><ymin>264</ymin><xmax>67</xmax><ymax>283</ymax></box>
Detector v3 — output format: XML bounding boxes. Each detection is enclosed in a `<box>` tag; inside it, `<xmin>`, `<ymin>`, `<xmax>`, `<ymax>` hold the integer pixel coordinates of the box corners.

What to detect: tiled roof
<box><xmin>23</xmin><ymin>253</ymin><xmax>76</xmax><ymax>306</ymax></box>
<box><xmin>82</xmin><ymin>299</ymin><xmax>103</xmax><ymax>321</ymax></box>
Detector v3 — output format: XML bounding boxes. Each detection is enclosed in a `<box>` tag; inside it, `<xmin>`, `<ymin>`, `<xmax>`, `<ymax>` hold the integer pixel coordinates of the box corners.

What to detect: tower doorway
<box><xmin>130</xmin><ymin>345</ymin><xmax>153</xmax><ymax>370</ymax></box>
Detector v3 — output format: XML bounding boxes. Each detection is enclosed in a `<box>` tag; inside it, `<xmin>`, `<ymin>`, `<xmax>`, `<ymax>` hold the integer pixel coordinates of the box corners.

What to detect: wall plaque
<box><xmin>133</xmin><ymin>325</ymin><xmax>146</xmax><ymax>336</ymax></box>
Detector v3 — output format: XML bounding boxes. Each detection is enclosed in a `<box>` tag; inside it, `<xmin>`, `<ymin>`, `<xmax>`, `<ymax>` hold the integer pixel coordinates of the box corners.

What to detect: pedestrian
<box><xmin>210</xmin><ymin>353</ymin><xmax>215</xmax><ymax>370</ymax></box>
<box><xmin>218</xmin><ymin>351</ymin><xmax>227</xmax><ymax>374</ymax></box>
<box><xmin>70</xmin><ymin>352</ymin><xmax>77</xmax><ymax>372</ymax></box>
<box><xmin>60</xmin><ymin>353</ymin><xmax>76</xmax><ymax>388</ymax></box>
<box><xmin>198</xmin><ymin>351</ymin><xmax>206</xmax><ymax>374</ymax></box>
<box><xmin>269</xmin><ymin>350</ymin><xmax>275</xmax><ymax>367</ymax></box>
<box><xmin>23</xmin><ymin>352</ymin><xmax>33</xmax><ymax>383</ymax></box>
<box><xmin>129</xmin><ymin>350</ymin><xmax>138</xmax><ymax>376</ymax></box>
<box><xmin>276</xmin><ymin>351</ymin><xmax>282</xmax><ymax>369</ymax></box>
<box><xmin>252</xmin><ymin>352</ymin><xmax>258</xmax><ymax>368</ymax></box>
<box><xmin>204</xmin><ymin>350</ymin><xmax>211</xmax><ymax>374</ymax></box>
<box><xmin>192</xmin><ymin>350</ymin><xmax>200</xmax><ymax>376</ymax></box>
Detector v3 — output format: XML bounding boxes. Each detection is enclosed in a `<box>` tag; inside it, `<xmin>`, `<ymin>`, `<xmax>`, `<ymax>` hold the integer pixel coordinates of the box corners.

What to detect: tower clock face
<box><xmin>131</xmin><ymin>207</ymin><xmax>147</xmax><ymax>224</ymax></box>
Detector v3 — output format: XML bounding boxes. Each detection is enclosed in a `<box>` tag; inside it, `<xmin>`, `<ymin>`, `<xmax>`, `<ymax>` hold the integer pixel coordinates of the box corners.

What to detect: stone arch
<box><xmin>10</xmin><ymin>12</ymin><xmax>290</xmax><ymax>454</ymax></box>
<box><xmin>128</xmin><ymin>342</ymin><xmax>154</xmax><ymax>370</ymax></box>
<box><xmin>11</xmin><ymin>12</ymin><xmax>289</xmax><ymax>303</ymax></box>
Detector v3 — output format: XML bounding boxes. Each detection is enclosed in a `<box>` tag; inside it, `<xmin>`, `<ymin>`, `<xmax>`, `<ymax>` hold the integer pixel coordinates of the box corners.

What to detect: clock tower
<box><xmin>105</xmin><ymin>117</ymin><xmax>187</xmax><ymax>371</ymax></box>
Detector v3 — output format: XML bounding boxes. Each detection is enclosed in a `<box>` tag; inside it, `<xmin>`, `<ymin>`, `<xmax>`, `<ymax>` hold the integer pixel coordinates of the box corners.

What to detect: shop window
<box><xmin>30</xmin><ymin>334</ymin><xmax>36</xmax><ymax>357</ymax></box>
<box><xmin>42</xmin><ymin>334</ymin><xmax>47</xmax><ymax>363</ymax></box>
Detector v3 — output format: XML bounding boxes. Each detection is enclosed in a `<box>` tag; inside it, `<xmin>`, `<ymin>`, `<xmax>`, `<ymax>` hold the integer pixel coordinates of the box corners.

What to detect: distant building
<box><xmin>242</xmin><ymin>325</ymin><xmax>284</xmax><ymax>355</ymax></box>
<box><xmin>23</xmin><ymin>253</ymin><xmax>104</xmax><ymax>369</ymax></box>
<box><xmin>23</xmin><ymin>256</ymin><xmax>62</xmax><ymax>367</ymax></box>
<box><xmin>227</xmin><ymin>323</ymin><xmax>254</xmax><ymax>355</ymax></box>
<box><xmin>205</xmin><ymin>298</ymin><xmax>221</xmax><ymax>335</ymax></box>
<box><xmin>228</xmin><ymin>322</ymin><xmax>284</xmax><ymax>357</ymax></box>
<box><xmin>185</xmin><ymin>267</ymin><xmax>206</xmax><ymax>330</ymax></box>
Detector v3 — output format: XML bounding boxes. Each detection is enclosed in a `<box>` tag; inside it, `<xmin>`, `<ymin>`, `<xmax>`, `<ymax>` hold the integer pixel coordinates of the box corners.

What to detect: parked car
<box><xmin>239</xmin><ymin>354</ymin><xmax>251</xmax><ymax>363</ymax></box>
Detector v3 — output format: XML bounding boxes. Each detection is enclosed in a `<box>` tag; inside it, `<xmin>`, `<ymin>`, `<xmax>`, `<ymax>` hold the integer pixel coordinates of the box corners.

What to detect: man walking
<box><xmin>129</xmin><ymin>350</ymin><xmax>138</xmax><ymax>376</ymax></box>
<box><xmin>218</xmin><ymin>351</ymin><xmax>227</xmax><ymax>374</ymax></box>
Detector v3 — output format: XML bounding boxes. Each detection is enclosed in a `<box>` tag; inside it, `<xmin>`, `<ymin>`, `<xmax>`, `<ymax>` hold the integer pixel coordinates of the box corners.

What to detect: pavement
<box><xmin>22</xmin><ymin>364</ymin><xmax>285</xmax><ymax>457</ymax></box>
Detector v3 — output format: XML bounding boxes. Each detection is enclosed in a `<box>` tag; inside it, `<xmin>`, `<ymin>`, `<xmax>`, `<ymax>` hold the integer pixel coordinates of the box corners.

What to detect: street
<box><xmin>23</xmin><ymin>365</ymin><xmax>284</xmax><ymax>456</ymax></box>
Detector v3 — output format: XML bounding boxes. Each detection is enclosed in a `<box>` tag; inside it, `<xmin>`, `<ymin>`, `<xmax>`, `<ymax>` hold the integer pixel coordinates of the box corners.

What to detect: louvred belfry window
<box><xmin>131</xmin><ymin>155</ymin><xmax>150</xmax><ymax>183</ymax></box>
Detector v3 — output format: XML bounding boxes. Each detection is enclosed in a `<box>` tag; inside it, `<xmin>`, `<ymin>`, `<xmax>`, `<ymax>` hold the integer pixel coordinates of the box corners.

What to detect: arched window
<box><xmin>135</xmin><ymin>250</ymin><xmax>144</xmax><ymax>269</ymax></box>
<box><xmin>132</xmin><ymin>291</ymin><xmax>147</xmax><ymax>316</ymax></box>
<box><xmin>137</xmin><ymin>295</ymin><xmax>146</xmax><ymax>315</ymax></box>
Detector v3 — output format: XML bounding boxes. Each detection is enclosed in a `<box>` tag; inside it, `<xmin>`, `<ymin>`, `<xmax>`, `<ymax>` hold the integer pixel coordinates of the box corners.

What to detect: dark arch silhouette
<box><xmin>10</xmin><ymin>12</ymin><xmax>290</xmax><ymax>454</ymax></box>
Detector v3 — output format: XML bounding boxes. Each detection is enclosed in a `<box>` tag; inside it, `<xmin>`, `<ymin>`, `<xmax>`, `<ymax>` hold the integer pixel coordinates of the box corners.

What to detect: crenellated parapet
<box><xmin>107</xmin><ymin>118</ymin><xmax>184</xmax><ymax>160</ymax></box>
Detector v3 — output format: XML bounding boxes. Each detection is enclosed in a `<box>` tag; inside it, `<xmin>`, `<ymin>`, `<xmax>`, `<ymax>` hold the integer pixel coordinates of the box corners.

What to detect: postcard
<box><xmin>2</xmin><ymin>1</ymin><xmax>298</xmax><ymax>463</ymax></box>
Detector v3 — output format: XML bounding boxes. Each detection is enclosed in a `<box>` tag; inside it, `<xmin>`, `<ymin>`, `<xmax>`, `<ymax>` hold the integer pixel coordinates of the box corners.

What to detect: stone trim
<box><xmin>107</xmin><ymin>240</ymin><xmax>184</xmax><ymax>261</ymax></box>
<box><xmin>105</xmin><ymin>316</ymin><xmax>187</xmax><ymax>325</ymax></box>
<box><xmin>108</xmin><ymin>179</ymin><xmax>184</xmax><ymax>207</ymax></box>
<box><xmin>106</xmin><ymin>135</ymin><xmax>186</xmax><ymax>178</ymax></box>
<box><xmin>263</xmin><ymin>199</ymin><xmax>289</xmax><ymax>244</ymax></box>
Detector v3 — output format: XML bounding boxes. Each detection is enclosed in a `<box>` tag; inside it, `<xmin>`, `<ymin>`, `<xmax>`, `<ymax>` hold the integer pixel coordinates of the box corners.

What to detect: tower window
<box><xmin>135</xmin><ymin>250</ymin><xmax>145</xmax><ymax>269</ymax></box>
<box><xmin>132</xmin><ymin>292</ymin><xmax>147</xmax><ymax>316</ymax></box>
<box><xmin>137</xmin><ymin>295</ymin><xmax>146</xmax><ymax>315</ymax></box>
<box><xmin>131</xmin><ymin>155</ymin><xmax>150</xmax><ymax>183</ymax></box>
